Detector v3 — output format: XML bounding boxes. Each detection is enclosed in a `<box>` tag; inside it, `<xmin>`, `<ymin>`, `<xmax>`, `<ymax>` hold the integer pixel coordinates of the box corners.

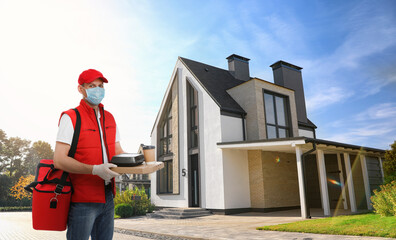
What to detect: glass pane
<box><xmin>267</xmin><ymin>125</ymin><xmax>277</xmax><ymax>139</ymax></box>
<box><xmin>264</xmin><ymin>93</ymin><xmax>275</xmax><ymax>124</ymax></box>
<box><xmin>191</xmin><ymin>129</ymin><xmax>198</xmax><ymax>148</ymax></box>
<box><xmin>159</xmin><ymin>164</ymin><xmax>167</xmax><ymax>193</ymax></box>
<box><xmin>168</xmin><ymin>106</ymin><xmax>172</xmax><ymax>118</ymax></box>
<box><xmin>163</xmin><ymin>122</ymin><xmax>167</xmax><ymax>137</ymax></box>
<box><xmin>168</xmin><ymin>161</ymin><xmax>173</xmax><ymax>193</ymax></box>
<box><xmin>160</xmin><ymin>139</ymin><xmax>166</xmax><ymax>155</ymax></box>
<box><xmin>168</xmin><ymin>137</ymin><xmax>172</xmax><ymax>153</ymax></box>
<box><xmin>168</xmin><ymin>118</ymin><xmax>172</xmax><ymax>135</ymax></box>
<box><xmin>193</xmin><ymin>90</ymin><xmax>198</xmax><ymax>105</ymax></box>
<box><xmin>191</xmin><ymin>107</ymin><xmax>196</xmax><ymax>127</ymax></box>
<box><xmin>194</xmin><ymin>108</ymin><xmax>198</xmax><ymax>127</ymax></box>
<box><xmin>278</xmin><ymin>128</ymin><xmax>286</xmax><ymax>138</ymax></box>
<box><xmin>275</xmin><ymin>96</ymin><xmax>286</xmax><ymax>126</ymax></box>
<box><xmin>190</xmin><ymin>86</ymin><xmax>194</xmax><ymax>106</ymax></box>
<box><xmin>160</xmin><ymin>123</ymin><xmax>164</xmax><ymax>138</ymax></box>
<box><xmin>190</xmin><ymin>131</ymin><xmax>194</xmax><ymax>148</ymax></box>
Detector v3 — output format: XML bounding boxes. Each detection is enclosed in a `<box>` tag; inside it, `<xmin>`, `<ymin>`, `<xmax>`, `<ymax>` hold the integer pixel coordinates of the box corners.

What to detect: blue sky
<box><xmin>0</xmin><ymin>0</ymin><xmax>395</xmax><ymax>150</ymax></box>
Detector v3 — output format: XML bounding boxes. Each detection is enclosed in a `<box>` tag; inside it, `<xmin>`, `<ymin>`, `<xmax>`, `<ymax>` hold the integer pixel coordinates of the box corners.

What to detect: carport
<box><xmin>217</xmin><ymin>137</ymin><xmax>385</xmax><ymax>219</ymax></box>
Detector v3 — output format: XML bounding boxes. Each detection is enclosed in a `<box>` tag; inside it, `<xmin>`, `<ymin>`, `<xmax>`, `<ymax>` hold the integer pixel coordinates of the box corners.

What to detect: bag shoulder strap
<box><xmin>55</xmin><ymin>108</ymin><xmax>81</xmax><ymax>193</ymax></box>
<box><xmin>24</xmin><ymin>108</ymin><xmax>81</xmax><ymax>193</ymax></box>
<box><xmin>68</xmin><ymin>108</ymin><xmax>81</xmax><ymax>158</ymax></box>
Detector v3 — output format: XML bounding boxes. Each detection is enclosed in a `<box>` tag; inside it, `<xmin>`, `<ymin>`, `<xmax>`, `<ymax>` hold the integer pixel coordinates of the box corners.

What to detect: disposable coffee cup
<box><xmin>141</xmin><ymin>145</ymin><xmax>155</xmax><ymax>164</ymax></box>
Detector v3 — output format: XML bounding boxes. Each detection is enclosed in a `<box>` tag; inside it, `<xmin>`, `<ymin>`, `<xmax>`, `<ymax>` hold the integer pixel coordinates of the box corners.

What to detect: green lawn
<box><xmin>257</xmin><ymin>213</ymin><xmax>396</xmax><ymax>238</ymax></box>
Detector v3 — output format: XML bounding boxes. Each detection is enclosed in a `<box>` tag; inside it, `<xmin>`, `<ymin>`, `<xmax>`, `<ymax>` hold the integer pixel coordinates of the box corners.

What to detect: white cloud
<box><xmin>321</xmin><ymin>102</ymin><xmax>396</xmax><ymax>148</ymax></box>
<box><xmin>355</xmin><ymin>103</ymin><xmax>396</xmax><ymax>121</ymax></box>
<box><xmin>306</xmin><ymin>87</ymin><xmax>353</xmax><ymax>112</ymax></box>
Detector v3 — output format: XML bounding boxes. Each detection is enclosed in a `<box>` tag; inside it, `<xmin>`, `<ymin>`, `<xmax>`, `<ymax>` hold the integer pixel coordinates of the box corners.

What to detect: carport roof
<box><xmin>217</xmin><ymin>137</ymin><xmax>385</xmax><ymax>155</ymax></box>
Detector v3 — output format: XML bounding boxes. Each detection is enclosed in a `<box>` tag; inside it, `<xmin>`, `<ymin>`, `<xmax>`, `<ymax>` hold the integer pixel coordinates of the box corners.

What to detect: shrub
<box><xmin>115</xmin><ymin>203</ymin><xmax>134</xmax><ymax>218</ymax></box>
<box><xmin>114</xmin><ymin>189</ymin><xmax>133</xmax><ymax>206</ymax></box>
<box><xmin>0</xmin><ymin>206</ymin><xmax>32</xmax><ymax>212</ymax></box>
<box><xmin>114</xmin><ymin>186</ymin><xmax>155</xmax><ymax>216</ymax></box>
<box><xmin>371</xmin><ymin>180</ymin><xmax>396</xmax><ymax>217</ymax></box>
<box><xmin>383</xmin><ymin>141</ymin><xmax>396</xmax><ymax>184</ymax></box>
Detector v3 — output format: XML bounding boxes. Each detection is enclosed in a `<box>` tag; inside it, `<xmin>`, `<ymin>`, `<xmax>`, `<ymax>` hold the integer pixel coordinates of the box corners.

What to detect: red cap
<box><xmin>78</xmin><ymin>69</ymin><xmax>108</xmax><ymax>85</ymax></box>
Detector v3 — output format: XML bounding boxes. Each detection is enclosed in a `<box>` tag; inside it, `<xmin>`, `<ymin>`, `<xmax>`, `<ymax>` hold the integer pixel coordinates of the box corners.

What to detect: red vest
<box><xmin>61</xmin><ymin>100</ymin><xmax>117</xmax><ymax>203</ymax></box>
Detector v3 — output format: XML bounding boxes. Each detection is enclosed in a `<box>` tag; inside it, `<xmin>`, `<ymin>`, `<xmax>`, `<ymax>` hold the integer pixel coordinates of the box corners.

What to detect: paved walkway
<box><xmin>114</xmin><ymin>209</ymin><xmax>394</xmax><ymax>240</ymax></box>
<box><xmin>0</xmin><ymin>212</ymin><xmax>148</xmax><ymax>240</ymax></box>
<box><xmin>0</xmin><ymin>210</ymin><xmax>393</xmax><ymax>240</ymax></box>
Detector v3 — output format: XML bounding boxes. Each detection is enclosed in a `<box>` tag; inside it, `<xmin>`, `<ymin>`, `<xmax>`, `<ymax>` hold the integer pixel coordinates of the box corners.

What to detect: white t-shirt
<box><xmin>56</xmin><ymin>110</ymin><xmax>120</xmax><ymax>184</ymax></box>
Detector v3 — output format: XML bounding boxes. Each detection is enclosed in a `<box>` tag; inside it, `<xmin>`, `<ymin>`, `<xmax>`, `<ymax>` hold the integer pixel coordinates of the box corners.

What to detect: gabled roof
<box><xmin>179</xmin><ymin>57</ymin><xmax>246</xmax><ymax>115</ymax></box>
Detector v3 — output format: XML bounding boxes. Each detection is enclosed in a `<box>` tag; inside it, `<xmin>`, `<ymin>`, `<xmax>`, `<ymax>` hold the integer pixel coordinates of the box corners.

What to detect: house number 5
<box><xmin>182</xmin><ymin>169</ymin><xmax>187</xmax><ymax>177</ymax></box>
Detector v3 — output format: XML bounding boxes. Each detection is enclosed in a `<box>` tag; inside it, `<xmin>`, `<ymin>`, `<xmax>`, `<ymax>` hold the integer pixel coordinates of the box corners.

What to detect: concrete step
<box><xmin>149</xmin><ymin>208</ymin><xmax>212</xmax><ymax>219</ymax></box>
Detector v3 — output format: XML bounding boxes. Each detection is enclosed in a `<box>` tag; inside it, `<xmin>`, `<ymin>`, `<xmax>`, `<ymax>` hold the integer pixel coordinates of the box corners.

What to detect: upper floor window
<box><xmin>263</xmin><ymin>90</ymin><xmax>291</xmax><ymax>139</ymax></box>
<box><xmin>188</xmin><ymin>83</ymin><xmax>198</xmax><ymax>148</ymax></box>
<box><xmin>159</xmin><ymin>105</ymin><xmax>172</xmax><ymax>156</ymax></box>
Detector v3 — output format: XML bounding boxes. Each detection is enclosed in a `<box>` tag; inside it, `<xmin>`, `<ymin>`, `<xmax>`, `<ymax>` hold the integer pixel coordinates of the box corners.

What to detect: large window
<box><xmin>263</xmin><ymin>91</ymin><xmax>291</xmax><ymax>139</ymax></box>
<box><xmin>188</xmin><ymin>83</ymin><xmax>198</xmax><ymax>149</ymax></box>
<box><xmin>158</xmin><ymin>103</ymin><xmax>173</xmax><ymax>194</ymax></box>
<box><xmin>159</xmin><ymin>105</ymin><xmax>172</xmax><ymax>156</ymax></box>
<box><xmin>158</xmin><ymin>161</ymin><xmax>173</xmax><ymax>193</ymax></box>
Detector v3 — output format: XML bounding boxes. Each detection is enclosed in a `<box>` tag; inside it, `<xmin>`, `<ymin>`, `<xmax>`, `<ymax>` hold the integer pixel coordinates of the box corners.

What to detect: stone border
<box><xmin>114</xmin><ymin>227</ymin><xmax>206</xmax><ymax>240</ymax></box>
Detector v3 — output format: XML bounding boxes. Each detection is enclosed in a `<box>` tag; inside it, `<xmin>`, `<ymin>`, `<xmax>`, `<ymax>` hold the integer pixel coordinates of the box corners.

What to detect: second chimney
<box><xmin>227</xmin><ymin>54</ymin><xmax>250</xmax><ymax>81</ymax></box>
<box><xmin>270</xmin><ymin>60</ymin><xmax>308</xmax><ymax>123</ymax></box>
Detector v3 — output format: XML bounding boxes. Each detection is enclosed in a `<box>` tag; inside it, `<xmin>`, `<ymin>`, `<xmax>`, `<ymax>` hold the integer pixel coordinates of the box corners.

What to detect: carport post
<box><xmin>336</xmin><ymin>153</ymin><xmax>348</xmax><ymax>210</ymax></box>
<box><xmin>360</xmin><ymin>154</ymin><xmax>373</xmax><ymax>210</ymax></box>
<box><xmin>344</xmin><ymin>153</ymin><xmax>357</xmax><ymax>212</ymax></box>
<box><xmin>295</xmin><ymin>146</ymin><xmax>307</xmax><ymax>219</ymax></box>
<box><xmin>379</xmin><ymin>157</ymin><xmax>385</xmax><ymax>183</ymax></box>
<box><xmin>316</xmin><ymin>149</ymin><xmax>330</xmax><ymax>216</ymax></box>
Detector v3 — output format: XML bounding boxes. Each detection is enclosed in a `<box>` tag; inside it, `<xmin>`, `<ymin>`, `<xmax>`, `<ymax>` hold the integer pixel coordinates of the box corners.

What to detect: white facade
<box><xmin>150</xmin><ymin>59</ymin><xmax>227</xmax><ymax>210</ymax></box>
<box><xmin>222</xmin><ymin>149</ymin><xmax>250</xmax><ymax>209</ymax></box>
<box><xmin>221</xmin><ymin>115</ymin><xmax>244</xmax><ymax>142</ymax></box>
<box><xmin>298</xmin><ymin>129</ymin><xmax>314</xmax><ymax>138</ymax></box>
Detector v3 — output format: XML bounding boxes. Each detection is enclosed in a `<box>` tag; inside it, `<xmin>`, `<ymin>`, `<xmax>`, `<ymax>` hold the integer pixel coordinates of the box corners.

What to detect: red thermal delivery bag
<box><xmin>25</xmin><ymin>159</ymin><xmax>72</xmax><ymax>231</ymax></box>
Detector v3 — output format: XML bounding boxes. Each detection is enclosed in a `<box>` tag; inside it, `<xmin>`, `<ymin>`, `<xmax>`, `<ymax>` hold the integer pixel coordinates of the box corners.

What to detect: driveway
<box><xmin>115</xmin><ymin>209</ymin><xmax>393</xmax><ymax>240</ymax></box>
<box><xmin>0</xmin><ymin>211</ymin><xmax>148</xmax><ymax>240</ymax></box>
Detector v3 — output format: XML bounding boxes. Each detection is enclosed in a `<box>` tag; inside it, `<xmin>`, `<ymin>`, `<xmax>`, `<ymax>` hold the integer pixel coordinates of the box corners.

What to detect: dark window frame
<box><xmin>188</xmin><ymin>83</ymin><xmax>199</xmax><ymax>149</ymax></box>
<box><xmin>159</xmin><ymin>104</ymin><xmax>173</xmax><ymax>156</ymax></box>
<box><xmin>262</xmin><ymin>89</ymin><xmax>292</xmax><ymax>139</ymax></box>
<box><xmin>186</xmin><ymin>80</ymin><xmax>200</xmax><ymax>207</ymax></box>
<box><xmin>157</xmin><ymin>159</ymin><xmax>173</xmax><ymax>194</ymax></box>
<box><xmin>157</xmin><ymin>100</ymin><xmax>174</xmax><ymax>195</ymax></box>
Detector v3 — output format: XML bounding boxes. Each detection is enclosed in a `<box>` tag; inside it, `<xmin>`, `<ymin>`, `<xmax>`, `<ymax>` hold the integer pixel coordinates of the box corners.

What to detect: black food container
<box><xmin>111</xmin><ymin>153</ymin><xmax>145</xmax><ymax>167</ymax></box>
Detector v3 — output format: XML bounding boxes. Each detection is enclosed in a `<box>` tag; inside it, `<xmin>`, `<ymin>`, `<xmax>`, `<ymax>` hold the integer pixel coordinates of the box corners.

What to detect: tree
<box><xmin>25</xmin><ymin>141</ymin><xmax>54</xmax><ymax>175</ymax></box>
<box><xmin>0</xmin><ymin>129</ymin><xmax>53</xmax><ymax>207</ymax></box>
<box><xmin>0</xmin><ymin>174</ymin><xmax>13</xmax><ymax>206</ymax></box>
<box><xmin>383</xmin><ymin>140</ymin><xmax>396</xmax><ymax>184</ymax></box>
<box><xmin>1</xmin><ymin>137</ymin><xmax>31</xmax><ymax>179</ymax></box>
<box><xmin>9</xmin><ymin>175</ymin><xmax>35</xmax><ymax>200</ymax></box>
<box><xmin>0</xmin><ymin>129</ymin><xmax>8</xmax><ymax>173</ymax></box>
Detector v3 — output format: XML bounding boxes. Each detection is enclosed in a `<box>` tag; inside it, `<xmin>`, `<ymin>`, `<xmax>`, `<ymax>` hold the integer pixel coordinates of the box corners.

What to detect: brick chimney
<box><xmin>227</xmin><ymin>54</ymin><xmax>250</xmax><ymax>81</ymax></box>
<box><xmin>270</xmin><ymin>60</ymin><xmax>308</xmax><ymax>123</ymax></box>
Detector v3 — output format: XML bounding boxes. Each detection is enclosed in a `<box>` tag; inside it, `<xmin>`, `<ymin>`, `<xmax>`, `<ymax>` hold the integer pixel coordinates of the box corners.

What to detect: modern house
<box><xmin>149</xmin><ymin>54</ymin><xmax>385</xmax><ymax>218</ymax></box>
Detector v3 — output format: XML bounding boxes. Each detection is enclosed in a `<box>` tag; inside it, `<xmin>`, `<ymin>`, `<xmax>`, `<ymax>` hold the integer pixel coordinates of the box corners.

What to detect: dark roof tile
<box><xmin>180</xmin><ymin>57</ymin><xmax>246</xmax><ymax>115</ymax></box>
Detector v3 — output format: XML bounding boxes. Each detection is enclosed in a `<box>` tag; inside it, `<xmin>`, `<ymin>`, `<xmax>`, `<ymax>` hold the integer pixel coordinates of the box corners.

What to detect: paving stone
<box><xmin>1</xmin><ymin>210</ymin><xmax>393</xmax><ymax>240</ymax></box>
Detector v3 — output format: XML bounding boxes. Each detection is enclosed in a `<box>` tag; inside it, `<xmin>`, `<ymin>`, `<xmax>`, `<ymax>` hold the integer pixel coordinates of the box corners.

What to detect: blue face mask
<box><xmin>85</xmin><ymin>87</ymin><xmax>105</xmax><ymax>105</ymax></box>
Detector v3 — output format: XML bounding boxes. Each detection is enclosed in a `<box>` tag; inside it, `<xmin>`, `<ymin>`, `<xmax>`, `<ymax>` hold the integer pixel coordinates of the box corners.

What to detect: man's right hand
<box><xmin>92</xmin><ymin>163</ymin><xmax>120</xmax><ymax>181</ymax></box>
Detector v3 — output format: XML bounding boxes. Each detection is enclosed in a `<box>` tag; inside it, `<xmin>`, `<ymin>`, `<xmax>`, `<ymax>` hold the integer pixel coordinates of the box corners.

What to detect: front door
<box><xmin>189</xmin><ymin>154</ymin><xmax>200</xmax><ymax>207</ymax></box>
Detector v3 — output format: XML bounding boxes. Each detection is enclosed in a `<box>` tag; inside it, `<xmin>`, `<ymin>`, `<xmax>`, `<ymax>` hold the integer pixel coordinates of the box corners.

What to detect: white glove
<box><xmin>92</xmin><ymin>163</ymin><xmax>120</xmax><ymax>181</ymax></box>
